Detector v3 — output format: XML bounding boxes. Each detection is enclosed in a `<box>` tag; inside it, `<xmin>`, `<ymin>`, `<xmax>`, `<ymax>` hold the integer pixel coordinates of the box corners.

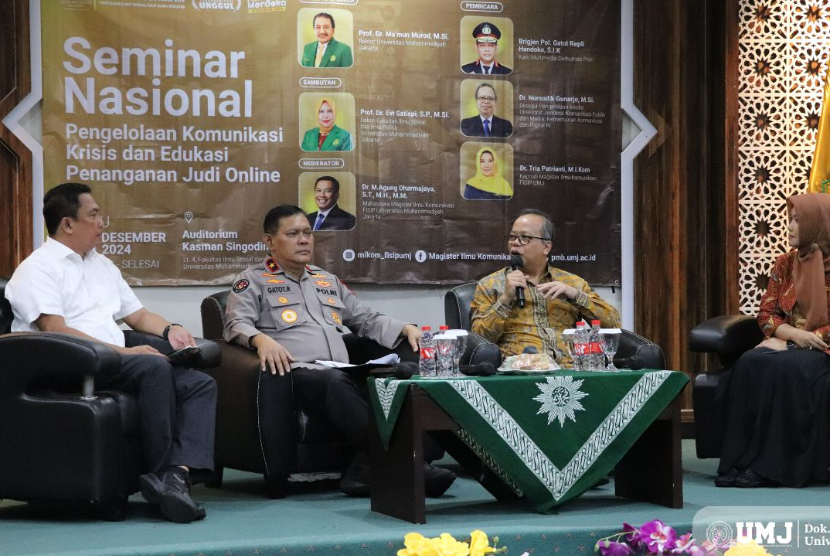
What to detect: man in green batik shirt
<box><xmin>301</xmin><ymin>12</ymin><xmax>353</xmax><ymax>68</ymax></box>
<box><xmin>471</xmin><ymin>209</ymin><xmax>620</xmax><ymax>365</ymax></box>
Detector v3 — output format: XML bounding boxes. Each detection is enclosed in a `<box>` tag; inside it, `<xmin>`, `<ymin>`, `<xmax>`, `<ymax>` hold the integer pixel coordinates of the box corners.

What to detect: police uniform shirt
<box><xmin>224</xmin><ymin>259</ymin><xmax>408</xmax><ymax>364</ymax></box>
<box><xmin>6</xmin><ymin>237</ymin><xmax>143</xmax><ymax>347</ymax></box>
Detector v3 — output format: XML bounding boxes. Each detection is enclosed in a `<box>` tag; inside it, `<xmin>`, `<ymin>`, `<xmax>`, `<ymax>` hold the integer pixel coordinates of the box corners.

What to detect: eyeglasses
<box><xmin>508</xmin><ymin>234</ymin><xmax>550</xmax><ymax>245</ymax></box>
<box><xmin>476</xmin><ymin>96</ymin><xmax>496</xmax><ymax>102</ymax></box>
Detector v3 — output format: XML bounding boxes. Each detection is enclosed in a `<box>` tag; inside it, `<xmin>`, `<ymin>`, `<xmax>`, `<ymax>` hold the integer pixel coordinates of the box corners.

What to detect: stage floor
<box><xmin>3</xmin><ymin>441</ymin><xmax>829</xmax><ymax>556</ymax></box>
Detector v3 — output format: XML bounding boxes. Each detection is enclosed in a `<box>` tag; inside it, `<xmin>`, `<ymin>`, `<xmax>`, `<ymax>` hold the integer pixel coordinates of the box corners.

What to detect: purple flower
<box><xmin>672</xmin><ymin>533</ymin><xmax>695</xmax><ymax>554</ymax></box>
<box><xmin>639</xmin><ymin>520</ymin><xmax>677</xmax><ymax>553</ymax></box>
<box><xmin>597</xmin><ymin>540</ymin><xmax>634</xmax><ymax>556</ymax></box>
<box><xmin>622</xmin><ymin>522</ymin><xmax>643</xmax><ymax>549</ymax></box>
<box><xmin>684</xmin><ymin>540</ymin><xmax>719</xmax><ymax>556</ymax></box>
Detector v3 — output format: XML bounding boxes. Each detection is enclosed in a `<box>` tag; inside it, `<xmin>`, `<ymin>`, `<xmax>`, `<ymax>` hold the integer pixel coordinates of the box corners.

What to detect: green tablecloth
<box><xmin>368</xmin><ymin>370</ymin><xmax>688</xmax><ymax>512</ymax></box>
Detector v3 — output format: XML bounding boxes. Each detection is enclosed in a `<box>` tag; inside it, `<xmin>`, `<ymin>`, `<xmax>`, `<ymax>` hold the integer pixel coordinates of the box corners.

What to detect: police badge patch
<box><xmin>232</xmin><ymin>279</ymin><xmax>250</xmax><ymax>293</ymax></box>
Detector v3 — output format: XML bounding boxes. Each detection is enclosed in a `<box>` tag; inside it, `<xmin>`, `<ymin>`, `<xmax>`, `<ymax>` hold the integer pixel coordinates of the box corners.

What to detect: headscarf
<box><xmin>466</xmin><ymin>147</ymin><xmax>513</xmax><ymax>197</ymax></box>
<box><xmin>787</xmin><ymin>193</ymin><xmax>830</xmax><ymax>330</ymax></box>
<box><xmin>316</xmin><ymin>98</ymin><xmax>336</xmax><ymax>134</ymax></box>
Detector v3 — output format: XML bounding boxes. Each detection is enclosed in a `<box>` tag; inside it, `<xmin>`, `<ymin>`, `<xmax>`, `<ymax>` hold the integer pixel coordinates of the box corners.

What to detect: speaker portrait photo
<box><xmin>460</xmin><ymin>18</ymin><xmax>513</xmax><ymax>75</ymax></box>
<box><xmin>461</xmin><ymin>81</ymin><xmax>514</xmax><ymax>138</ymax></box>
<box><xmin>299</xmin><ymin>93</ymin><xmax>355</xmax><ymax>152</ymax></box>
<box><xmin>300</xmin><ymin>173</ymin><xmax>357</xmax><ymax>231</ymax></box>
<box><xmin>299</xmin><ymin>10</ymin><xmax>354</xmax><ymax>68</ymax></box>
<box><xmin>461</xmin><ymin>144</ymin><xmax>514</xmax><ymax>201</ymax></box>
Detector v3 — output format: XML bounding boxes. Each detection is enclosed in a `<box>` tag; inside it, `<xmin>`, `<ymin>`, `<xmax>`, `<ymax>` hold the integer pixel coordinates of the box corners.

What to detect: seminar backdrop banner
<box><xmin>42</xmin><ymin>0</ymin><xmax>621</xmax><ymax>286</ymax></box>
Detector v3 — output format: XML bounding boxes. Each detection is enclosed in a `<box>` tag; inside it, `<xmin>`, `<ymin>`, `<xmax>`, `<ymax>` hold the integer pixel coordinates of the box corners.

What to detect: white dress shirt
<box><xmin>6</xmin><ymin>238</ymin><xmax>143</xmax><ymax>347</ymax></box>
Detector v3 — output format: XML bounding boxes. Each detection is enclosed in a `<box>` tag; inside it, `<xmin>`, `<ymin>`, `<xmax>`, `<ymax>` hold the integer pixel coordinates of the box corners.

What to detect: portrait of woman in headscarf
<box><xmin>716</xmin><ymin>193</ymin><xmax>830</xmax><ymax>489</ymax></box>
<box><xmin>301</xmin><ymin>98</ymin><xmax>353</xmax><ymax>152</ymax></box>
<box><xmin>463</xmin><ymin>147</ymin><xmax>513</xmax><ymax>200</ymax></box>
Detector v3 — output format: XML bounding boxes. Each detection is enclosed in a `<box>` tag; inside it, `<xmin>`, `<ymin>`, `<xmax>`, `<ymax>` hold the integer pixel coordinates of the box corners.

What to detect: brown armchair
<box><xmin>200</xmin><ymin>290</ymin><xmax>417</xmax><ymax>498</ymax></box>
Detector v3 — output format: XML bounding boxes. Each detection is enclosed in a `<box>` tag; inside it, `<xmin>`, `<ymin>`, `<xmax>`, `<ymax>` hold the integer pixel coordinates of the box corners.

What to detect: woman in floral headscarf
<box><xmin>301</xmin><ymin>98</ymin><xmax>352</xmax><ymax>152</ymax></box>
<box><xmin>717</xmin><ymin>193</ymin><xmax>830</xmax><ymax>488</ymax></box>
<box><xmin>463</xmin><ymin>147</ymin><xmax>513</xmax><ymax>200</ymax></box>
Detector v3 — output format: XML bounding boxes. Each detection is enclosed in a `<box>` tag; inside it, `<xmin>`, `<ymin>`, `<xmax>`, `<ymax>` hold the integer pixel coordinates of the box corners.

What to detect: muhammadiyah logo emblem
<box><xmin>281</xmin><ymin>309</ymin><xmax>298</xmax><ymax>323</ymax></box>
<box><xmin>330</xmin><ymin>55</ymin><xmax>336</xmax><ymax>62</ymax></box>
<box><xmin>333</xmin><ymin>139</ymin><xmax>340</xmax><ymax>146</ymax></box>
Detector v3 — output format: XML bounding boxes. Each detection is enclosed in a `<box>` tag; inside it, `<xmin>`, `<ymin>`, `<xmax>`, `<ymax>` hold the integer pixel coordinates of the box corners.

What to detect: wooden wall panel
<box><xmin>0</xmin><ymin>0</ymin><xmax>33</xmax><ymax>279</ymax></box>
<box><xmin>633</xmin><ymin>0</ymin><xmax>738</xmax><ymax>425</ymax></box>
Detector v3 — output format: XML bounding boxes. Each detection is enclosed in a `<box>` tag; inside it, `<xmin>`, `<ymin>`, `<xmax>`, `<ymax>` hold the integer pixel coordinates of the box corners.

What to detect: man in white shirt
<box><xmin>5</xmin><ymin>183</ymin><xmax>216</xmax><ymax>524</ymax></box>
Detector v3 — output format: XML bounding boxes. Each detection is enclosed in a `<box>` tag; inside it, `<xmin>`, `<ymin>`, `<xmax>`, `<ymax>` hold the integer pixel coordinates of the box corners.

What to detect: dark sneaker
<box><xmin>734</xmin><ymin>468</ymin><xmax>776</xmax><ymax>489</ymax></box>
<box><xmin>339</xmin><ymin>453</ymin><xmax>370</xmax><ymax>497</ymax></box>
<box><xmin>139</xmin><ymin>473</ymin><xmax>165</xmax><ymax>505</ymax></box>
<box><xmin>143</xmin><ymin>468</ymin><xmax>206</xmax><ymax>523</ymax></box>
<box><xmin>424</xmin><ymin>465</ymin><xmax>456</xmax><ymax>498</ymax></box>
<box><xmin>714</xmin><ymin>467</ymin><xmax>740</xmax><ymax>488</ymax></box>
<box><xmin>160</xmin><ymin>469</ymin><xmax>206</xmax><ymax>523</ymax></box>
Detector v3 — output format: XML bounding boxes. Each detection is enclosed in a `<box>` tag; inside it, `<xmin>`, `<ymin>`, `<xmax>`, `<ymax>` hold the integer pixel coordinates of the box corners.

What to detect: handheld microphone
<box><xmin>510</xmin><ymin>254</ymin><xmax>526</xmax><ymax>308</ymax></box>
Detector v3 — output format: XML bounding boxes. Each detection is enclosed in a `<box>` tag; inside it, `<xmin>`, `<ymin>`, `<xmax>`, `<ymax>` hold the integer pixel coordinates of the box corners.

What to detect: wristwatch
<box><xmin>163</xmin><ymin>323</ymin><xmax>182</xmax><ymax>342</ymax></box>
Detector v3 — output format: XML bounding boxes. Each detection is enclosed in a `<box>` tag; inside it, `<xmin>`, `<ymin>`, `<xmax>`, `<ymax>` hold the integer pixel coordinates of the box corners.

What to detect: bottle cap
<box><xmin>422</xmin><ymin>326</ymin><xmax>432</xmax><ymax>330</ymax></box>
<box><xmin>439</xmin><ymin>325</ymin><xmax>449</xmax><ymax>330</ymax></box>
<box><xmin>591</xmin><ymin>320</ymin><xmax>600</xmax><ymax>325</ymax></box>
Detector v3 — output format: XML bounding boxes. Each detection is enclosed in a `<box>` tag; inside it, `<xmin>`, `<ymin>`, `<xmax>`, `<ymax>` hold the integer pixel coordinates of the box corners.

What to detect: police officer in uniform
<box><xmin>223</xmin><ymin>205</ymin><xmax>456</xmax><ymax>497</ymax></box>
<box><xmin>461</xmin><ymin>22</ymin><xmax>512</xmax><ymax>75</ymax></box>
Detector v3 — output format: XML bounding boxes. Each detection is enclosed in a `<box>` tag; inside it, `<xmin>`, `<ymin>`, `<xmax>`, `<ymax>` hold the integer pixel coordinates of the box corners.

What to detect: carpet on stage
<box><xmin>2</xmin><ymin>440</ymin><xmax>829</xmax><ymax>556</ymax></box>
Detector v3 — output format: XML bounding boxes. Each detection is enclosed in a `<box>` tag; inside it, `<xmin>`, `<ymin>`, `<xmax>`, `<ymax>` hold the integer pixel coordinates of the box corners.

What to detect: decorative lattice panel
<box><xmin>737</xmin><ymin>0</ymin><xmax>830</xmax><ymax>313</ymax></box>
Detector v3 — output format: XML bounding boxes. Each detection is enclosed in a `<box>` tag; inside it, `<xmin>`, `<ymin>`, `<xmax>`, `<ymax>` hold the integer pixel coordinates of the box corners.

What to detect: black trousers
<box><xmin>255</xmin><ymin>366</ymin><xmax>441</xmax><ymax>481</ymax></box>
<box><xmin>292</xmin><ymin>367</ymin><xmax>370</xmax><ymax>447</ymax></box>
<box><xmin>96</xmin><ymin>355</ymin><xmax>217</xmax><ymax>475</ymax></box>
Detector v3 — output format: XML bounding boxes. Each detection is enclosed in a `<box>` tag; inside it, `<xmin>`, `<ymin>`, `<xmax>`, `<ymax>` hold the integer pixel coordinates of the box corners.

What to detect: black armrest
<box><xmin>123</xmin><ymin>330</ymin><xmax>221</xmax><ymax>368</ymax></box>
<box><xmin>464</xmin><ymin>332</ymin><xmax>502</xmax><ymax>367</ymax></box>
<box><xmin>0</xmin><ymin>332</ymin><xmax>121</xmax><ymax>392</ymax></box>
<box><xmin>689</xmin><ymin>315</ymin><xmax>763</xmax><ymax>368</ymax></box>
<box><xmin>615</xmin><ymin>329</ymin><xmax>666</xmax><ymax>370</ymax></box>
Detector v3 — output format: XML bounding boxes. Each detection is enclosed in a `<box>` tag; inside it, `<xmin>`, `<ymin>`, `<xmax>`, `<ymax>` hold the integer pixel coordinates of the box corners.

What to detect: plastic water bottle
<box><xmin>419</xmin><ymin>326</ymin><xmax>437</xmax><ymax>377</ymax></box>
<box><xmin>589</xmin><ymin>320</ymin><xmax>603</xmax><ymax>371</ymax></box>
<box><xmin>573</xmin><ymin>321</ymin><xmax>589</xmax><ymax>371</ymax></box>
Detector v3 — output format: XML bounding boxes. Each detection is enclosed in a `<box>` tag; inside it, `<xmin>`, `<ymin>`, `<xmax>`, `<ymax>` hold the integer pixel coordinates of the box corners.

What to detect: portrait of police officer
<box><xmin>222</xmin><ymin>205</ymin><xmax>456</xmax><ymax>497</ymax></box>
<box><xmin>461</xmin><ymin>83</ymin><xmax>514</xmax><ymax>138</ymax></box>
<box><xmin>301</xmin><ymin>12</ymin><xmax>353</xmax><ymax>68</ymax></box>
<box><xmin>461</xmin><ymin>22</ymin><xmax>512</xmax><ymax>75</ymax></box>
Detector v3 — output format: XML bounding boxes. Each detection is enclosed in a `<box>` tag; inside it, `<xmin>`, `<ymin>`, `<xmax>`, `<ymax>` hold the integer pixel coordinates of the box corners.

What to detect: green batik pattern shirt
<box><xmin>471</xmin><ymin>265</ymin><xmax>621</xmax><ymax>365</ymax></box>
